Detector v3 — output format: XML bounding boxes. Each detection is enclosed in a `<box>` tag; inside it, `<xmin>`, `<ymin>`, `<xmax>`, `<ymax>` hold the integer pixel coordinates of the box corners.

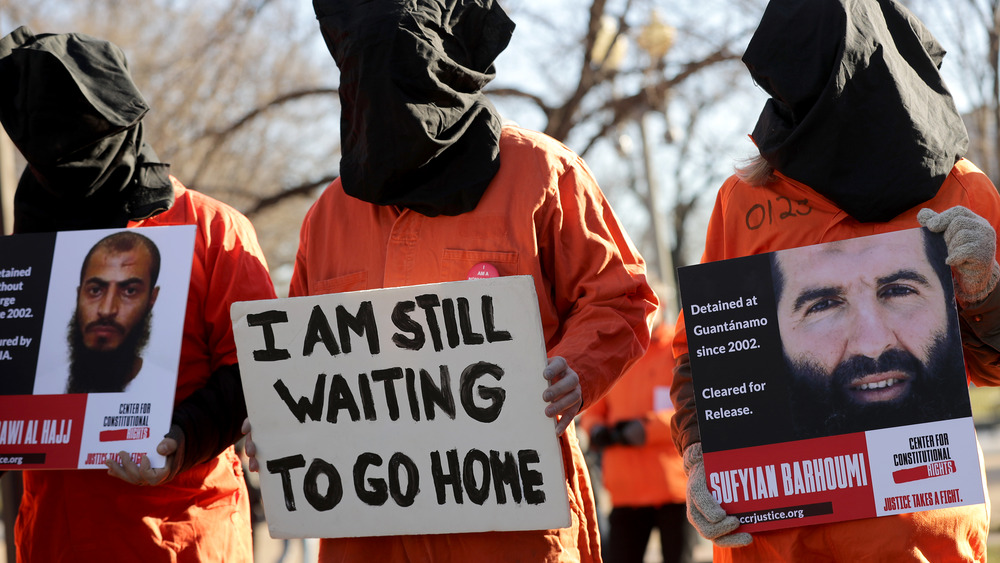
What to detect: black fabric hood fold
<box><xmin>743</xmin><ymin>0</ymin><xmax>968</xmax><ymax>223</ymax></box>
<box><xmin>0</xmin><ymin>26</ymin><xmax>174</xmax><ymax>233</ymax></box>
<box><xmin>314</xmin><ymin>0</ymin><xmax>515</xmax><ymax>216</ymax></box>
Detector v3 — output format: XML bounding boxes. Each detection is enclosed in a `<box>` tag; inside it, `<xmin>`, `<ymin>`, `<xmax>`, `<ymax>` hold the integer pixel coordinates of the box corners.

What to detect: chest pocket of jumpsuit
<box><xmin>442</xmin><ymin>249</ymin><xmax>518</xmax><ymax>279</ymax></box>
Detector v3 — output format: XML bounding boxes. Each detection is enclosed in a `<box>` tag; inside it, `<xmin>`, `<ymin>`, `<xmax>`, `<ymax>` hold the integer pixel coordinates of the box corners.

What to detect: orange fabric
<box><xmin>711</xmin><ymin>504</ymin><xmax>989</xmax><ymax>563</ymax></box>
<box><xmin>15</xmin><ymin>179</ymin><xmax>277</xmax><ymax>563</ymax></box>
<box><xmin>290</xmin><ymin>126</ymin><xmax>657</xmax><ymax>562</ymax></box>
<box><xmin>579</xmin><ymin>325</ymin><xmax>686</xmax><ymax>507</ymax></box>
<box><xmin>669</xmin><ymin>160</ymin><xmax>998</xmax><ymax>562</ymax></box>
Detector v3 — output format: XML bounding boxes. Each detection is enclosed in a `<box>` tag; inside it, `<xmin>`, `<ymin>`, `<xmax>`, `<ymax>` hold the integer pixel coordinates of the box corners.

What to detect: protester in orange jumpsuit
<box><xmin>242</xmin><ymin>0</ymin><xmax>658</xmax><ymax>561</ymax></box>
<box><xmin>580</xmin><ymin>310</ymin><xmax>697</xmax><ymax>563</ymax></box>
<box><xmin>670</xmin><ymin>1</ymin><xmax>1000</xmax><ymax>561</ymax></box>
<box><xmin>0</xmin><ymin>27</ymin><xmax>276</xmax><ymax>561</ymax></box>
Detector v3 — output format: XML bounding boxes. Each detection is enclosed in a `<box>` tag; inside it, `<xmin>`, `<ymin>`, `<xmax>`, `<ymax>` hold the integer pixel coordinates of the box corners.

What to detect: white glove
<box><xmin>917</xmin><ymin>206</ymin><xmax>1000</xmax><ymax>305</ymax></box>
<box><xmin>683</xmin><ymin>442</ymin><xmax>753</xmax><ymax>548</ymax></box>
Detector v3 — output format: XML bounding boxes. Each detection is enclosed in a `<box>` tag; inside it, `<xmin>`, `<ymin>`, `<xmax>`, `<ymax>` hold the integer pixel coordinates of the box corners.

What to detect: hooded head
<box><xmin>0</xmin><ymin>26</ymin><xmax>174</xmax><ymax>233</ymax></box>
<box><xmin>743</xmin><ymin>0</ymin><xmax>968</xmax><ymax>223</ymax></box>
<box><xmin>313</xmin><ymin>0</ymin><xmax>515</xmax><ymax>216</ymax></box>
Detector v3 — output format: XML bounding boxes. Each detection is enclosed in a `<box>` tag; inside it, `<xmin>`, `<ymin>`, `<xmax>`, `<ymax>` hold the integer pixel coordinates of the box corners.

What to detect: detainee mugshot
<box><xmin>770</xmin><ymin>228</ymin><xmax>971</xmax><ymax>438</ymax></box>
<box><xmin>66</xmin><ymin>231</ymin><xmax>161</xmax><ymax>393</ymax></box>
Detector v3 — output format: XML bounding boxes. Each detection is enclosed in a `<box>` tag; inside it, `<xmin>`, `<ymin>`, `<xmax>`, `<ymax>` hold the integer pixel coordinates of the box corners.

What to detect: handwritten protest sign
<box><xmin>0</xmin><ymin>226</ymin><xmax>194</xmax><ymax>469</ymax></box>
<box><xmin>677</xmin><ymin>228</ymin><xmax>985</xmax><ymax>532</ymax></box>
<box><xmin>231</xmin><ymin>275</ymin><xmax>570</xmax><ymax>539</ymax></box>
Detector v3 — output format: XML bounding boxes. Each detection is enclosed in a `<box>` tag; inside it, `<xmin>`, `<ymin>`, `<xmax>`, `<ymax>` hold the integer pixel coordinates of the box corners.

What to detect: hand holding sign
<box><xmin>917</xmin><ymin>206</ymin><xmax>1000</xmax><ymax>305</ymax></box>
<box><xmin>242</xmin><ymin>418</ymin><xmax>259</xmax><ymax>472</ymax></box>
<box><xmin>104</xmin><ymin>423</ymin><xmax>186</xmax><ymax>486</ymax></box>
<box><xmin>683</xmin><ymin>442</ymin><xmax>753</xmax><ymax>547</ymax></box>
<box><xmin>542</xmin><ymin>356</ymin><xmax>582</xmax><ymax>435</ymax></box>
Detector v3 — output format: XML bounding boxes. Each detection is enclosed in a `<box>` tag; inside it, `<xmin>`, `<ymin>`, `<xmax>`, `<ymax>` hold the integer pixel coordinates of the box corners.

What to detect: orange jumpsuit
<box><xmin>290</xmin><ymin>125</ymin><xmax>657</xmax><ymax>562</ymax></box>
<box><xmin>15</xmin><ymin>179</ymin><xmax>277</xmax><ymax>562</ymax></box>
<box><xmin>670</xmin><ymin>160</ymin><xmax>1000</xmax><ymax>562</ymax></box>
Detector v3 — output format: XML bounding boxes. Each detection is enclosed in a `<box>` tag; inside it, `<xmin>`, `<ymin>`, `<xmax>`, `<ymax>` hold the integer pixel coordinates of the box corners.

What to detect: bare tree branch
<box><xmin>243</xmin><ymin>175</ymin><xmax>339</xmax><ymax>216</ymax></box>
<box><xmin>190</xmin><ymin>87</ymin><xmax>339</xmax><ymax>182</ymax></box>
<box><xmin>485</xmin><ymin>87</ymin><xmax>554</xmax><ymax>117</ymax></box>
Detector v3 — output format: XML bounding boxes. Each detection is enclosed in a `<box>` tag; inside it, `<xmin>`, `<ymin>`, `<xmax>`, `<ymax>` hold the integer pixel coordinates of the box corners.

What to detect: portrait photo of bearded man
<box><xmin>770</xmin><ymin>228</ymin><xmax>972</xmax><ymax>439</ymax></box>
<box><xmin>66</xmin><ymin>230</ymin><xmax>161</xmax><ymax>394</ymax></box>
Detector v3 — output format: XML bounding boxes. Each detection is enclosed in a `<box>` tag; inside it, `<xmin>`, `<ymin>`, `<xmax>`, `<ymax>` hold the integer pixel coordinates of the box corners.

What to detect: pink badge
<box><xmin>467</xmin><ymin>262</ymin><xmax>499</xmax><ymax>279</ymax></box>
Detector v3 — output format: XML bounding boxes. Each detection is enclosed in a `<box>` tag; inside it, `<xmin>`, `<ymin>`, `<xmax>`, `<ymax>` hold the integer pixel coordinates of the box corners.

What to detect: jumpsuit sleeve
<box><xmin>669</xmin><ymin>354</ymin><xmax>699</xmax><ymax>454</ymax></box>
<box><xmin>171</xmin><ymin>205</ymin><xmax>276</xmax><ymax>468</ymax></box>
<box><xmin>959</xmin><ymin>287</ymin><xmax>1000</xmax><ymax>386</ymax></box>
<box><xmin>538</xmin><ymin>155</ymin><xmax>658</xmax><ymax>411</ymax></box>
<box><xmin>955</xmin><ymin>169</ymin><xmax>1000</xmax><ymax>387</ymax></box>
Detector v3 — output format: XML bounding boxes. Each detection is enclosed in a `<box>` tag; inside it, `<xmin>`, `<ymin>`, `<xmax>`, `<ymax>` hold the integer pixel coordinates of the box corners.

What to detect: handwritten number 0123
<box><xmin>745</xmin><ymin>197</ymin><xmax>811</xmax><ymax>230</ymax></box>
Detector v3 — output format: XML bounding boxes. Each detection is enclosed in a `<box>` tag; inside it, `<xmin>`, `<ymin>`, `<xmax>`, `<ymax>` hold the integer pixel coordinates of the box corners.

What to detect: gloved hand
<box><xmin>917</xmin><ymin>206</ymin><xmax>1000</xmax><ymax>305</ymax></box>
<box><xmin>683</xmin><ymin>442</ymin><xmax>753</xmax><ymax>548</ymax></box>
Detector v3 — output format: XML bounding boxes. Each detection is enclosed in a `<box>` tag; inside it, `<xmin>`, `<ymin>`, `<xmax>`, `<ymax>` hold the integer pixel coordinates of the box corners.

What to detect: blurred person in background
<box><xmin>581</xmin><ymin>284</ymin><xmax>697</xmax><ymax>563</ymax></box>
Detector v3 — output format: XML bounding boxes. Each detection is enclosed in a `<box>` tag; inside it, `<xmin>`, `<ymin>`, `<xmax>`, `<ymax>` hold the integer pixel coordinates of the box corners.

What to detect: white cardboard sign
<box><xmin>231</xmin><ymin>276</ymin><xmax>570</xmax><ymax>538</ymax></box>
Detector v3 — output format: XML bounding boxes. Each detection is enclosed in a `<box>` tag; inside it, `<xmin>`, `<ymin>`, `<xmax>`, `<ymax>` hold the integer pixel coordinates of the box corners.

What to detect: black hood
<box><xmin>0</xmin><ymin>26</ymin><xmax>173</xmax><ymax>233</ymax></box>
<box><xmin>744</xmin><ymin>0</ymin><xmax>968</xmax><ymax>223</ymax></box>
<box><xmin>314</xmin><ymin>0</ymin><xmax>515</xmax><ymax>216</ymax></box>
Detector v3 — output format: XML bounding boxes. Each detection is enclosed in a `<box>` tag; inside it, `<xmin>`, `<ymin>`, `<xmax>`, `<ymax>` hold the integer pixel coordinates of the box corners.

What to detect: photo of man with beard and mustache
<box><xmin>66</xmin><ymin>230</ymin><xmax>161</xmax><ymax>394</ymax></box>
<box><xmin>770</xmin><ymin>227</ymin><xmax>971</xmax><ymax>439</ymax></box>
